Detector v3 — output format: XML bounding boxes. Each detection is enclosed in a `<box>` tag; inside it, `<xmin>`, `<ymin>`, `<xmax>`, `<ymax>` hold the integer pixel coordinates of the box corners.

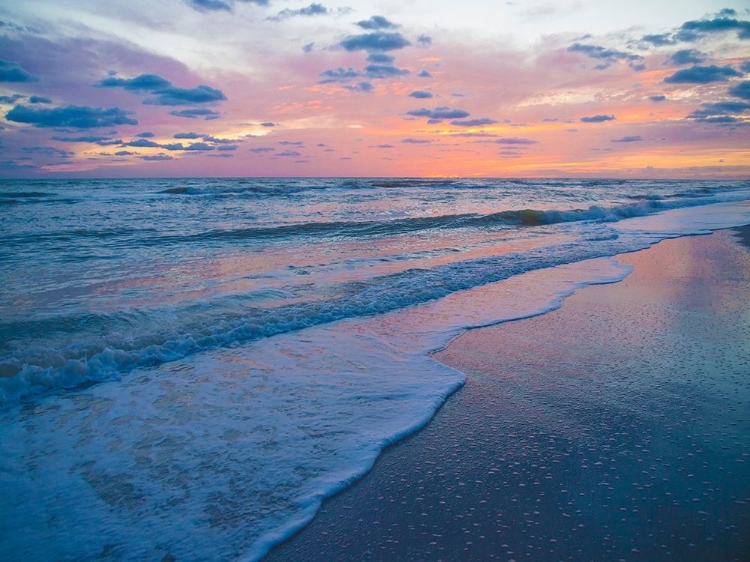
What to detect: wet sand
<box><xmin>266</xmin><ymin>228</ymin><xmax>750</xmax><ymax>562</ymax></box>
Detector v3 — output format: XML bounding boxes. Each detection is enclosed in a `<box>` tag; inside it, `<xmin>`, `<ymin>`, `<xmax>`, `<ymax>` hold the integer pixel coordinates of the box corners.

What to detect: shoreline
<box><xmin>266</xmin><ymin>227</ymin><xmax>750</xmax><ymax>561</ymax></box>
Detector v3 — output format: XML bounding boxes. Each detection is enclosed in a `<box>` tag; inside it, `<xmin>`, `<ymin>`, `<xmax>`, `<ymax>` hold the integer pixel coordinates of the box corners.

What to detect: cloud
<box><xmin>649</xmin><ymin>95</ymin><xmax>667</xmax><ymax>102</ymax></box>
<box><xmin>742</xmin><ymin>62</ymin><xmax>750</xmax><ymax>73</ymax></box>
<box><xmin>407</xmin><ymin>107</ymin><xmax>470</xmax><ymax>121</ymax></box>
<box><xmin>174</xmin><ymin>132</ymin><xmax>202</xmax><ymax>139</ymax></box>
<box><xmin>250</xmin><ymin>147</ymin><xmax>275</xmax><ymax>153</ymax></box>
<box><xmin>340</xmin><ymin>32</ymin><xmax>410</xmax><ymax>52</ymax></box>
<box><xmin>97</xmin><ymin>73</ymin><xmax>172</xmax><ymax>91</ymax></box>
<box><xmin>568</xmin><ymin>43</ymin><xmax>644</xmax><ymax>70</ymax></box>
<box><xmin>366</xmin><ymin>53</ymin><xmax>394</xmax><ymax>64</ymax></box>
<box><xmin>409</xmin><ymin>90</ymin><xmax>433</xmax><ymax>99</ymax></box>
<box><xmin>401</xmin><ymin>138</ymin><xmax>433</xmax><ymax>144</ymax></box>
<box><xmin>664</xmin><ymin>64</ymin><xmax>742</xmax><ymax>84</ymax></box>
<box><xmin>580</xmin><ymin>114</ymin><xmax>615</xmax><ymax>123</ymax></box>
<box><xmin>729</xmin><ymin>81</ymin><xmax>750</xmax><ymax>100</ymax></box>
<box><xmin>611</xmin><ymin>135</ymin><xmax>643</xmax><ymax>142</ymax></box>
<box><xmin>319</xmin><ymin>67</ymin><xmax>360</xmax><ymax>83</ymax></box>
<box><xmin>217</xmin><ymin>145</ymin><xmax>238</xmax><ymax>151</ymax></box>
<box><xmin>277</xmin><ymin>150</ymin><xmax>302</xmax><ymax>157</ymax></box>
<box><xmin>417</xmin><ymin>35</ymin><xmax>432</xmax><ymax>45</ymax></box>
<box><xmin>6</xmin><ymin>104</ymin><xmax>137</xmax><ymax>128</ymax></box>
<box><xmin>0</xmin><ymin>94</ymin><xmax>23</xmax><ymax>104</ymax></box>
<box><xmin>185</xmin><ymin>0</ymin><xmax>232</xmax><ymax>11</ymax></box>
<box><xmin>687</xmin><ymin>100</ymin><xmax>750</xmax><ymax>123</ymax></box>
<box><xmin>51</xmin><ymin>135</ymin><xmax>122</xmax><ymax>145</ymax></box>
<box><xmin>372</xmin><ymin>144</ymin><xmax>393</xmax><ymax>148</ymax></box>
<box><xmin>260</xmin><ymin>122</ymin><xmax>276</xmax><ymax>127</ymax></box>
<box><xmin>485</xmin><ymin>137</ymin><xmax>538</xmax><ymax>145</ymax></box>
<box><xmin>203</xmin><ymin>135</ymin><xmax>236</xmax><ymax>144</ymax></box>
<box><xmin>268</xmin><ymin>3</ymin><xmax>328</xmax><ymax>21</ymax></box>
<box><xmin>145</xmin><ymin>85</ymin><xmax>227</xmax><ymax>105</ymax></box>
<box><xmin>137</xmin><ymin>131</ymin><xmax>155</xmax><ymax>138</ymax></box>
<box><xmin>418</xmin><ymin>70</ymin><xmax>432</xmax><ymax>78</ymax></box>
<box><xmin>450</xmin><ymin>118</ymin><xmax>499</xmax><ymax>127</ymax></box>
<box><xmin>0</xmin><ymin>59</ymin><xmax>38</xmax><ymax>82</ymax></box>
<box><xmin>641</xmin><ymin>33</ymin><xmax>676</xmax><ymax>46</ymax></box>
<box><xmin>142</xmin><ymin>154</ymin><xmax>174</xmax><ymax>161</ymax></box>
<box><xmin>184</xmin><ymin>0</ymin><xmax>269</xmax><ymax>12</ymax></box>
<box><xmin>114</xmin><ymin>150</ymin><xmax>135</xmax><ymax>156</ymax></box>
<box><xmin>345</xmin><ymin>82</ymin><xmax>373</xmax><ymax>93</ymax></box>
<box><xmin>126</xmin><ymin>139</ymin><xmax>161</xmax><ymax>148</ymax></box>
<box><xmin>28</xmin><ymin>95</ymin><xmax>52</xmax><ymax>104</ymax></box>
<box><xmin>183</xmin><ymin>142</ymin><xmax>215</xmax><ymax>151</ymax></box>
<box><xmin>666</xmin><ymin>49</ymin><xmax>705</xmax><ymax>66</ymax></box>
<box><xmin>364</xmin><ymin>64</ymin><xmax>409</xmax><ymax>79</ymax></box>
<box><xmin>355</xmin><ymin>16</ymin><xmax>399</xmax><ymax>30</ymax></box>
<box><xmin>676</xmin><ymin>15</ymin><xmax>750</xmax><ymax>42</ymax></box>
<box><xmin>170</xmin><ymin>108</ymin><xmax>221</xmax><ymax>119</ymax></box>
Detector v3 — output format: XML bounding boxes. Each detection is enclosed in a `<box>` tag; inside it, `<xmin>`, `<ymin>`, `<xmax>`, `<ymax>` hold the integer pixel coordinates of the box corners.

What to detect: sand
<box><xmin>266</xmin><ymin>228</ymin><xmax>750</xmax><ymax>562</ymax></box>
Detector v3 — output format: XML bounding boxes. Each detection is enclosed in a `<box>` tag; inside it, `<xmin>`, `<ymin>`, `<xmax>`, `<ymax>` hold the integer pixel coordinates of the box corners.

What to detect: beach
<box><xmin>267</xmin><ymin>227</ymin><xmax>750</xmax><ymax>562</ymax></box>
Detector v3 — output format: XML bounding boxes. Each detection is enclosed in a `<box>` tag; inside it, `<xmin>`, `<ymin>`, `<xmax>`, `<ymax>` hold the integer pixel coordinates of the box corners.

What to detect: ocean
<box><xmin>1</xmin><ymin>178</ymin><xmax>749</xmax><ymax>560</ymax></box>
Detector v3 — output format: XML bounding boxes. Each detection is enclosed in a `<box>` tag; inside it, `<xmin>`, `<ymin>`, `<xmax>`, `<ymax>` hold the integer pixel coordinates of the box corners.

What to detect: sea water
<box><xmin>1</xmin><ymin>178</ymin><xmax>749</xmax><ymax>560</ymax></box>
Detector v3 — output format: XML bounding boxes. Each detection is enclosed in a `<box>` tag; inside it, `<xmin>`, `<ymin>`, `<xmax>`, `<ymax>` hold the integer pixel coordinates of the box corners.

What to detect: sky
<box><xmin>0</xmin><ymin>0</ymin><xmax>748</xmax><ymax>178</ymax></box>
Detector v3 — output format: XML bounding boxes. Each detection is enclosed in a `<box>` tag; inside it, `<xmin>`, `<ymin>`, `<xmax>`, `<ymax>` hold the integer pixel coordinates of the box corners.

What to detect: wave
<box><xmin>0</xmin><ymin>233</ymin><xmax>640</xmax><ymax>405</ymax></box>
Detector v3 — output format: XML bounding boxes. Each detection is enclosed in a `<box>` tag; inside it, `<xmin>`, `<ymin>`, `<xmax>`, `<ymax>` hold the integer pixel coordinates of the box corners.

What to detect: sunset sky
<box><xmin>0</xmin><ymin>1</ymin><xmax>748</xmax><ymax>178</ymax></box>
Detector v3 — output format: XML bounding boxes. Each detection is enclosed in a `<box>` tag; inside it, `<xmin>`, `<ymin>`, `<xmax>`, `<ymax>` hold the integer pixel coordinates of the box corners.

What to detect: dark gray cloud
<box><xmin>409</xmin><ymin>90</ymin><xmax>433</xmax><ymax>99</ymax></box>
<box><xmin>649</xmin><ymin>95</ymin><xmax>667</xmax><ymax>102</ymax></box>
<box><xmin>418</xmin><ymin>70</ymin><xmax>432</xmax><ymax>78</ymax></box>
<box><xmin>319</xmin><ymin>67</ymin><xmax>360</xmax><ymax>83</ymax></box>
<box><xmin>114</xmin><ymin>150</ymin><xmax>135</xmax><ymax>156</ymax></box>
<box><xmin>29</xmin><ymin>95</ymin><xmax>52</xmax><ymax>104</ymax></box>
<box><xmin>0</xmin><ymin>59</ymin><xmax>38</xmax><ymax>82</ymax></box>
<box><xmin>277</xmin><ymin>150</ymin><xmax>302</xmax><ymax>157</ymax></box>
<box><xmin>568</xmin><ymin>43</ymin><xmax>644</xmax><ymax>70</ymax></box>
<box><xmin>371</xmin><ymin>144</ymin><xmax>393</xmax><ymax>149</ymax></box>
<box><xmin>641</xmin><ymin>33</ymin><xmax>676</xmax><ymax>46</ymax></box>
<box><xmin>407</xmin><ymin>107</ymin><xmax>469</xmax><ymax>120</ymax></box>
<box><xmin>664</xmin><ymin>64</ymin><xmax>742</xmax><ymax>84</ymax></box>
<box><xmin>417</xmin><ymin>35</ymin><xmax>432</xmax><ymax>45</ymax></box>
<box><xmin>217</xmin><ymin>145</ymin><xmax>238</xmax><ymax>151</ymax></box>
<box><xmin>729</xmin><ymin>81</ymin><xmax>750</xmax><ymax>99</ymax></box>
<box><xmin>278</xmin><ymin>140</ymin><xmax>304</xmax><ymax>146</ymax></box>
<box><xmin>667</xmin><ymin>49</ymin><xmax>705</xmax><ymax>66</ymax></box>
<box><xmin>51</xmin><ymin>135</ymin><xmax>123</xmax><ymax>146</ymax></box>
<box><xmin>145</xmin><ymin>85</ymin><xmax>226</xmax><ymax>105</ymax></box>
<box><xmin>203</xmin><ymin>135</ymin><xmax>236</xmax><ymax>144</ymax></box>
<box><xmin>22</xmin><ymin>146</ymin><xmax>74</xmax><ymax>158</ymax></box>
<box><xmin>364</xmin><ymin>64</ymin><xmax>409</xmax><ymax>79</ymax></box>
<box><xmin>174</xmin><ymin>132</ymin><xmax>202</xmax><ymax>139</ymax></box>
<box><xmin>366</xmin><ymin>53</ymin><xmax>395</xmax><ymax>64</ymax></box>
<box><xmin>611</xmin><ymin>135</ymin><xmax>643</xmax><ymax>142</ymax></box>
<box><xmin>345</xmin><ymin>82</ymin><xmax>373</xmax><ymax>93</ymax></box>
<box><xmin>355</xmin><ymin>16</ymin><xmax>399</xmax><ymax>30</ymax></box>
<box><xmin>6</xmin><ymin>104</ymin><xmax>137</xmax><ymax>128</ymax></box>
<box><xmin>170</xmin><ymin>108</ymin><xmax>221</xmax><ymax>119</ymax></box>
<box><xmin>142</xmin><ymin>154</ymin><xmax>174</xmax><ymax>161</ymax></box>
<box><xmin>268</xmin><ymin>3</ymin><xmax>328</xmax><ymax>21</ymax></box>
<box><xmin>483</xmin><ymin>137</ymin><xmax>538</xmax><ymax>145</ymax></box>
<box><xmin>450</xmin><ymin>118</ymin><xmax>499</xmax><ymax>127</ymax></box>
<box><xmin>340</xmin><ymin>32</ymin><xmax>410</xmax><ymax>52</ymax></box>
<box><xmin>250</xmin><ymin>147</ymin><xmax>275</xmax><ymax>153</ymax></box>
<box><xmin>137</xmin><ymin>131</ymin><xmax>155</xmax><ymax>138</ymax></box>
<box><xmin>183</xmin><ymin>142</ymin><xmax>215</xmax><ymax>151</ymax></box>
<box><xmin>0</xmin><ymin>94</ymin><xmax>23</xmax><ymax>103</ymax></box>
<box><xmin>260</xmin><ymin>122</ymin><xmax>276</xmax><ymax>127</ymax></box>
<box><xmin>741</xmin><ymin>62</ymin><xmax>750</xmax><ymax>73</ymax></box>
<box><xmin>687</xmin><ymin>100</ymin><xmax>750</xmax><ymax>123</ymax></box>
<box><xmin>580</xmin><ymin>114</ymin><xmax>615</xmax><ymax>123</ymax></box>
<box><xmin>127</xmin><ymin>139</ymin><xmax>161</xmax><ymax>148</ymax></box>
<box><xmin>401</xmin><ymin>138</ymin><xmax>433</xmax><ymax>144</ymax></box>
<box><xmin>184</xmin><ymin>0</ymin><xmax>269</xmax><ymax>12</ymax></box>
<box><xmin>97</xmin><ymin>73</ymin><xmax>172</xmax><ymax>91</ymax></box>
<box><xmin>676</xmin><ymin>15</ymin><xmax>750</xmax><ymax>42</ymax></box>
